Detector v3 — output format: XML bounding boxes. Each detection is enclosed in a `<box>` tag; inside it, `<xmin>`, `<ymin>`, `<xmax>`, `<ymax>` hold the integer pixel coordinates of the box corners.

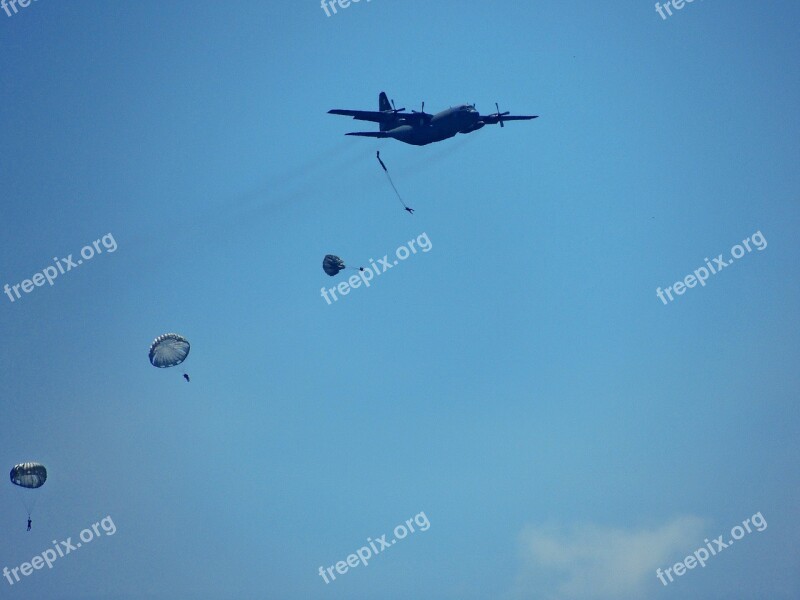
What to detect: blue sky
<box><xmin>1</xmin><ymin>1</ymin><xmax>798</xmax><ymax>598</ymax></box>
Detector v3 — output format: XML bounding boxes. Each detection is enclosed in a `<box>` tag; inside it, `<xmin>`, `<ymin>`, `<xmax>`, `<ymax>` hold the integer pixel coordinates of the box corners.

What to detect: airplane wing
<box><xmin>328</xmin><ymin>109</ymin><xmax>405</xmax><ymax>124</ymax></box>
<box><xmin>480</xmin><ymin>114</ymin><xmax>538</xmax><ymax>125</ymax></box>
<box><xmin>345</xmin><ymin>131</ymin><xmax>391</xmax><ymax>138</ymax></box>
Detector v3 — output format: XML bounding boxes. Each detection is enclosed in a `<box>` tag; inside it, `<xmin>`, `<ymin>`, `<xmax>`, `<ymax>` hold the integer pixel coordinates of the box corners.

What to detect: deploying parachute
<box><xmin>149</xmin><ymin>333</ymin><xmax>191</xmax><ymax>381</ymax></box>
<box><xmin>323</xmin><ymin>255</ymin><xmax>347</xmax><ymax>276</ymax></box>
<box><xmin>376</xmin><ymin>151</ymin><xmax>414</xmax><ymax>214</ymax></box>
<box><xmin>322</xmin><ymin>254</ymin><xmax>364</xmax><ymax>276</ymax></box>
<box><xmin>10</xmin><ymin>462</ymin><xmax>47</xmax><ymax>529</ymax></box>
<box><xmin>10</xmin><ymin>462</ymin><xmax>47</xmax><ymax>489</ymax></box>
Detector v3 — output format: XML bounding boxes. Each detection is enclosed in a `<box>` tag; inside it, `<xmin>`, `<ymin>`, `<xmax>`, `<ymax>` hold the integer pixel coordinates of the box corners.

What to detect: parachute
<box><xmin>149</xmin><ymin>334</ymin><xmax>192</xmax><ymax>382</ymax></box>
<box><xmin>10</xmin><ymin>462</ymin><xmax>47</xmax><ymax>521</ymax></box>
<box><xmin>10</xmin><ymin>463</ymin><xmax>47</xmax><ymax>489</ymax></box>
<box><xmin>323</xmin><ymin>255</ymin><xmax>364</xmax><ymax>276</ymax></box>
<box><xmin>149</xmin><ymin>333</ymin><xmax>190</xmax><ymax>368</ymax></box>
<box><xmin>323</xmin><ymin>255</ymin><xmax>346</xmax><ymax>276</ymax></box>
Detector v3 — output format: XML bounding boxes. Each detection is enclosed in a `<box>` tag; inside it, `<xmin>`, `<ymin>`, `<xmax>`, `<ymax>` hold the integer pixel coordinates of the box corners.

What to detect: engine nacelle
<box><xmin>460</xmin><ymin>121</ymin><xmax>485</xmax><ymax>133</ymax></box>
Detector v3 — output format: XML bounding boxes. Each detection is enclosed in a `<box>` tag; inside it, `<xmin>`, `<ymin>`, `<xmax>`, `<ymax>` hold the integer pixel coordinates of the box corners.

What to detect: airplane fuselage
<box><xmin>385</xmin><ymin>106</ymin><xmax>483</xmax><ymax>146</ymax></box>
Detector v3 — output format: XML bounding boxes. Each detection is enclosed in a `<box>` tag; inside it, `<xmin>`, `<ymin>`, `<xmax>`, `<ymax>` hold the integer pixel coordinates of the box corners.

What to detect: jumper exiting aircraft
<box><xmin>328</xmin><ymin>92</ymin><xmax>538</xmax><ymax>146</ymax></box>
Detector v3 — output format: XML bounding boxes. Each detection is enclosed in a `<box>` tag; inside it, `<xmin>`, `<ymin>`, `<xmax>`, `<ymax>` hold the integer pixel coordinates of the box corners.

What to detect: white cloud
<box><xmin>512</xmin><ymin>516</ymin><xmax>706</xmax><ymax>600</ymax></box>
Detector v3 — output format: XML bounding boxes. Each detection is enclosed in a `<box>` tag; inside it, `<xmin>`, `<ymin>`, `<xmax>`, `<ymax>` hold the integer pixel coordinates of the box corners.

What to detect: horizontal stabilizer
<box><xmin>345</xmin><ymin>131</ymin><xmax>390</xmax><ymax>138</ymax></box>
<box><xmin>328</xmin><ymin>109</ymin><xmax>398</xmax><ymax>123</ymax></box>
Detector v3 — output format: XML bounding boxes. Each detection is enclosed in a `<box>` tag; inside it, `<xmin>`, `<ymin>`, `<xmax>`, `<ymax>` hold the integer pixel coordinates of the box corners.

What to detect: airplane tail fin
<box><xmin>379</xmin><ymin>92</ymin><xmax>391</xmax><ymax>112</ymax></box>
<box><xmin>379</xmin><ymin>92</ymin><xmax>392</xmax><ymax>131</ymax></box>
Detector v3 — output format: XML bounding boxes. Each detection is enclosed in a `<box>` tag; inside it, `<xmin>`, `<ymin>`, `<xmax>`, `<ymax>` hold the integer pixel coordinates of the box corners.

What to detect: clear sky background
<box><xmin>1</xmin><ymin>1</ymin><xmax>798</xmax><ymax>599</ymax></box>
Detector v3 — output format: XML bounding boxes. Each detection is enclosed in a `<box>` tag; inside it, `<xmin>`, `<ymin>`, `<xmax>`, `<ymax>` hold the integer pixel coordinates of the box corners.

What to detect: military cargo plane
<box><xmin>328</xmin><ymin>92</ymin><xmax>538</xmax><ymax>146</ymax></box>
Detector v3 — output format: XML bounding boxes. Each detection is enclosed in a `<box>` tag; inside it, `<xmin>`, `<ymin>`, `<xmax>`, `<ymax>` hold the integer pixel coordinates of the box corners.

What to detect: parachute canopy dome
<box><xmin>323</xmin><ymin>255</ymin><xmax>346</xmax><ymax>277</ymax></box>
<box><xmin>149</xmin><ymin>333</ymin><xmax>190</xmax><ymax>368</ymax></box>
<box><xmin>10</xmin><ymin>463</ymin><xmax>47</xmax><ymax>489</ymax></box>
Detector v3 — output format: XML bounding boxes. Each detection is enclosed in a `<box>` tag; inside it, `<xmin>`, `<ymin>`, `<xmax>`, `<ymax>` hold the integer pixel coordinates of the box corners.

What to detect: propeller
<box><xmin>492</xmin><ymin>102</ymin><xmax>510</xmax><ymax>127</ymax></box>
<box><xmin>411</xmin><ymin>101</ymin><xmax>431</xmax><ymax>124</ymax></box>
<box><xmin>388</xmin><ymin>99</ymin><xmax>406</xmax><ymax>113</ymax></box>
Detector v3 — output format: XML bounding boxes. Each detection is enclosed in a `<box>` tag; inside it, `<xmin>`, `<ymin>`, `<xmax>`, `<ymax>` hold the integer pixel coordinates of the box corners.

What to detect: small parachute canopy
<box><xmin>10</xmin><ymin>463</ymin><xmax>47</xmax><ymax>489</ymax></box>
<box><xmin>323</xmin><ymin>255</ymin><xmax>346</xmax><ymax>277</ymax></box>
<box><xmin>149</xmin><ymin>333</ymin><xmax>190</xmax><ymax>368</ymax></box>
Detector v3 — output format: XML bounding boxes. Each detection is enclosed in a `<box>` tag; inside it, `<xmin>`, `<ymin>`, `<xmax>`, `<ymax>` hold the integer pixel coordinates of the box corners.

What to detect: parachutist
<box><xmin>376</xmin><ymin>151</ymin><xmax>414</xmax><ymax>213</ymax></box>
<box><xmin>27</xmin><ymin>518</ymin><xmax>31</xmax><ymax>531</ymax></box>
<box><xmin>183</xmin><ymin>373</ymin><xmax>190</xmax><ymax>383</ymax></box>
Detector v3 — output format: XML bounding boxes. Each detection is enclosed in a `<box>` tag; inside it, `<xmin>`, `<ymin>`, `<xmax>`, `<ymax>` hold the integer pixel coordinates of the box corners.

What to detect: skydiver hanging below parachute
<box><xmin>149</xmin><ymin>333</ymin><xmax>191</xmax><ymax>382</ymax></box>
<box><xmin>10</xmin><ymin>462</ymin><xmax>47</xmax><ymax>531</ymax></box>
<box><xmin>376</xmin><ymin>151</ymin><xmax>414</xmax><ymax>214</ymax></box>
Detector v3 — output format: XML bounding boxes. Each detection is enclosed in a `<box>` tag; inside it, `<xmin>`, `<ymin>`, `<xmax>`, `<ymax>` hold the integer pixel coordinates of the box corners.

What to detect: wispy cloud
<box><xmin>512</xmin><ymin>516</ymin><xmax>706</xmax><ymax>600</ymax></box>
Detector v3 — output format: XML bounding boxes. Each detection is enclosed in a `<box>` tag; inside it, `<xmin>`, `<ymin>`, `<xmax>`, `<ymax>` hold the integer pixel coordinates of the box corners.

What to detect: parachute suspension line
<box><xmin>385</xmin><ymin>171</ymin><xmax>408</xmax><ymax>210</ymax></box>
<box><xmin>15</xmin><ymin>491</ymin><xmax>37</xmax><ymax>520</ymax></box>
<box><xmin>15</xmin><ymin>495</ymin><xmax>27</xmax><ymax>516</ymax></box>
<box><xmin>376</xmin><ymin>151</ymin><xmax>414</xmax><ymax>214</ymax></box>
